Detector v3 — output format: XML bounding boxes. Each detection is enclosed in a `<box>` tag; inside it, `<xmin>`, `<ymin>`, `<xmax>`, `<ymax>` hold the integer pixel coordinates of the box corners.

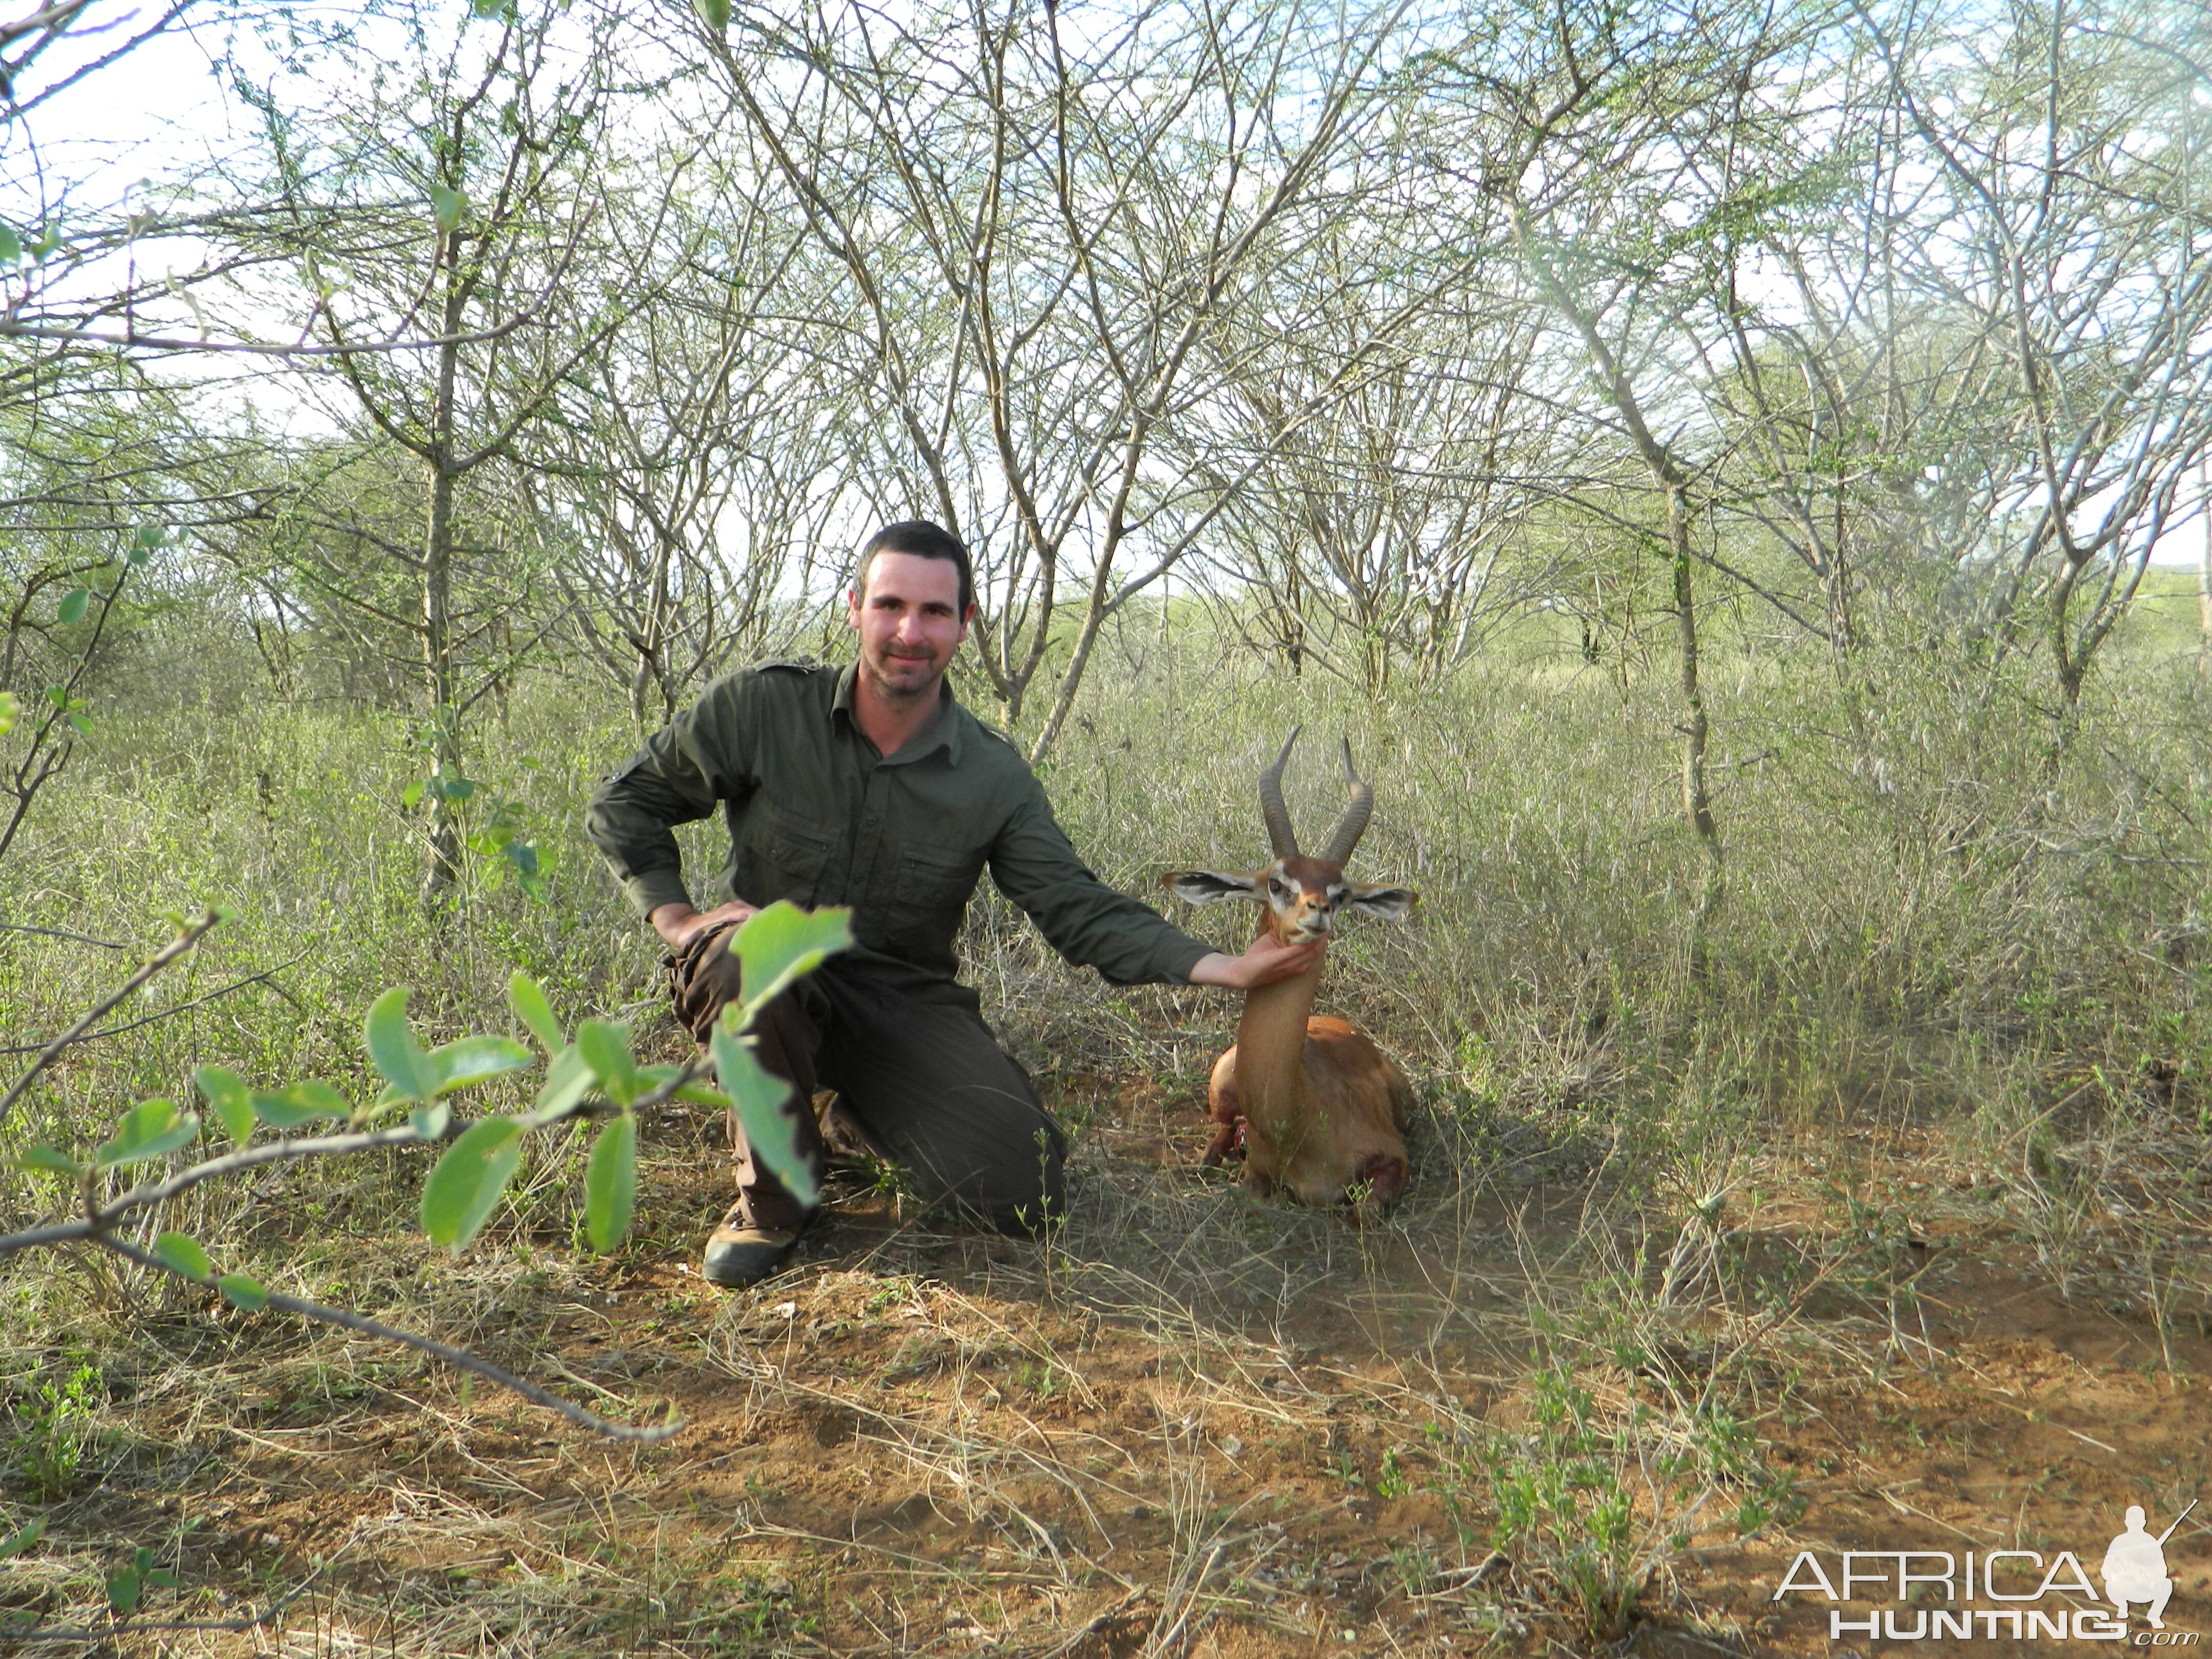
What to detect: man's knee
<box><xmin>671</xmin><ymin>925</ymin><xmax>825</xmax><ymax>1070</ymax></box>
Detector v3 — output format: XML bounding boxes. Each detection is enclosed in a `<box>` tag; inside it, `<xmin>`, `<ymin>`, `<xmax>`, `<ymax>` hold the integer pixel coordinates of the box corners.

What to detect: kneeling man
<box><xmin>586</xmin><ymin>521</ymin><xmax>1316</xmax><ymax>1286</ymax></box>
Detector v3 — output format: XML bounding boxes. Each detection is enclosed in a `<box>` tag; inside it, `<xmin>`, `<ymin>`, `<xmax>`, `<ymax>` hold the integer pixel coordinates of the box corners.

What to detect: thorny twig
<box><xmin>0</xmin><ymin>950</ymin><xmax>306</xmax><ymax>1055</ymax></box>
<box><xmin>0</xmin><ymin>908</ymin><xmax>221</xmax><ymax>1128</ymax></box>
<box><xmin>0</xmin><ymin>921</ymin><xmax>126</xmax><ymax>947</ymax></box>
<box><xmin>96</xmin><ymin>1235</ymin><xmax>682</xmax><ymax>1442</ymax></box>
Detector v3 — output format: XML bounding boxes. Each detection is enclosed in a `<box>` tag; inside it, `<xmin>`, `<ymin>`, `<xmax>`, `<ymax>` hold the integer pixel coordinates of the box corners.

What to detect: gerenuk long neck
<box><xmin>1233</xmin><ymin>921</ymin><xmax>1323</xmax><ymax>1116</ymax></box>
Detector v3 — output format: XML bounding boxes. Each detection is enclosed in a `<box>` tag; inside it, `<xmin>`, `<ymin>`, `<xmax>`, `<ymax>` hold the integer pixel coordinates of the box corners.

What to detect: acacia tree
<box><xmin>1408</xmin><ymin>0</ymin><xmax>1858</xmax><ymax>972</ymax></box>
<box><xmin>1854</xmin><ymin>0</ymin><xmax>2212</xmax><ymax>707</ymax></box>
<box><xmin>679</xmin><ymin>0</ymin><xmax>1464</xmax><ymax>756</ymax></box>
<box><xmin>523</xmin><ymin>151</ymin><xmax>853</xmax><ymax>726</ymax></box>
<box><xmin>0</xmin><ymin>0</ymin><xmax>309</xmax><ymax>860</ymax></box>
<box><xmin>1200</xmin><ymin>235</ymin><xmax>1588</xmax><ymax>692</ymax></box>
<box><xmin>0</xmin><ymin>369</ymin><xmax>289</xmax><ymax>866</ymax></box>
<box><xmin>220</xmin><ymin>0</ymin><xmax>665</xmax><ymax>899</ymax></box>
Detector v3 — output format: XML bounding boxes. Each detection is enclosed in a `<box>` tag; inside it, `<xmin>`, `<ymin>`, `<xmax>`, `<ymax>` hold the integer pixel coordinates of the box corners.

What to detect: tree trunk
<box><xmin>1667</xmin><ymin>486</ymin><xmax>1722</xmax><ymax>983</ymax></box>
<box><xmin>1519</xmin><ymin>219</ymin><xmax>1725</xmax><ymax>981</ymax></box>
<box><xmin>2198</xmin><ymin>460</ymin><xmax>2210</xmax><ymax>680</ymax></box>
<box><xmin>2048</xmin><ymin>555</ymin><xmax>2087</xmax><ymax>710</ymax></box>
<box><xmin>419</xmin><ymin>313</ymin><xmax>463</xmax><ymax>908</ymax></box>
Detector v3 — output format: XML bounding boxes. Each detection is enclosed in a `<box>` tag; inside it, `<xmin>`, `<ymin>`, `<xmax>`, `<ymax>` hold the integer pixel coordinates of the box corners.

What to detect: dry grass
<box><xmin>4</xmin><ymin>617</ymin><xmax>2211</xmax><ymax>1653</ymax></box>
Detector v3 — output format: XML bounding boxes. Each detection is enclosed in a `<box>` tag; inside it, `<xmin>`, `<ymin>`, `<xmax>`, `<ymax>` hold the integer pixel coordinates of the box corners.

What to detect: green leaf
<box><xmin>696</xmin><ymin>0</ymin><xmax>730</xmax><ymax>30</ymax></box>
<box><xmin>431</xmin><ymin>182</ymin><xmax>465</xmax><ymax>230</ymax></box>
<box><xmin>401</xmin><ymin>779</ymin><xmax>426</xmax><ymax>809</ymax></box>
<box><xmin>66</xmin><ymin>712</ymin><xmax>91</xmax><ymax>738</ymax></box>
<box><xmin>107</xmin><ymin>1564</ymin><xmax>142</xmax><ymax>1615</ymax></box>
<box><xmin>20</xmin><ymin>1143</ymin><xmax>82</xmax><ymax>1176</ymax></box>
<box><xmin>576</xmin><ymin>1018</ymin><xmax>638</xmax><ymax>1107</ymax></box>
<box><xmin>153</xmin><ymin>1231</ymin><xmax>212</xmax><ymax>1280</ymax></box>
<box><xmin>409</xmin><ymin>1100</ymin><xmax>451</xmax><ymax>1139</ymax></box>
<box><xmin>56</xmin><ymin>586</ymin><xmax>90</xmax><ymax>625</ymax></box>
<box><xmin>428</xmin><ymin>1034</ymin><xmax>533</xmax><ymax>1095</ymax></box>
<box><xmin>94</xmin><ymin>1099</ymin><xmax>200</xmax><ymax>1168</ymax></box>
<box><xmin>0</xmin><ymin>689</ymin><xmax>16</xmax><ymax>738</ymax></box>
<box><xmin>420</xmin><ymin>1116</ymin><xmax>526</xmax><ymax>1253</ymax></box>
<box><xmin>217</xmin><ymin>1273</ymin><xmax>268</xmax><ymax>1311</ymax></box>
<box><xmin>509</xmin><ymin>841</ymin><xmax>548</xmax><ymax>900</ymax></box>
<box><xmin>584</xmin><ymin>1114</ymin><xmax>637</xmax><ymax>1252</ymax></box>
<box><xmin>712</xmin><ymin>1016</ymin><xmax>816</xmax><ymax>1207</ymax></box>
<box><xmin>194</xmin><ymin>1065</ymin><xmax>256</xmax><ymax>1143</ymax></box>
<box><xmin>134</xmin><ymin>523</ymin><xmax>165</xmax><ymax>551</ymax></box>
<box><xmin>0</xmin><ymin>223</ymin><xmax>19</xmax><ymax>263</ymax></box>
<box><xmin>250</xmin><ymin>1081</ymin><xmax>348</xmax><ymax>1130</ymax></box>
<box><xmin>531</xmin><ymin>1044</ymin><xmax>593</xmax><ymax>1122</ymax></box>
<box><xmin>0</xmin><ymin>1519</ymin><xmax>44</xmax><ymax>1561</ymax></box>
<box><xmin>732</xmin><ymin>903</ymin><xmax>853</xmax><ymax>1020</ymax></box>
<box><xmin>364</xmin><ymin>988</ymin><xmax>436</xmax><ymax>1101</ymax></box>
<box><xmin>507</xmin><ymin>971</ymin><xmax>563</xmax><ymax>1052</ymax></box>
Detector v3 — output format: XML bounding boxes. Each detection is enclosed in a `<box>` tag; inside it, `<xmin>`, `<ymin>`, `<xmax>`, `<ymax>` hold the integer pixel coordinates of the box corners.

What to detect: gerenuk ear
<box><xmin>1345</xmin><ymin>883</ymin><xmax>1418</xmax><ymax>920</ymax></box>
<box><xmin>1160</xmin><ymin>870</ymin><xmax>1263</xmax><ymax>906</ymax></box>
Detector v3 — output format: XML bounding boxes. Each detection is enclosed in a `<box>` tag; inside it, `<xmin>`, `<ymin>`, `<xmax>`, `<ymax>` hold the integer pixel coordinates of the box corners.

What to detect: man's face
<box><xmin>847</xmin><ymin>550</ymin><xmax>972</xmax><ymax>705</ymax></box>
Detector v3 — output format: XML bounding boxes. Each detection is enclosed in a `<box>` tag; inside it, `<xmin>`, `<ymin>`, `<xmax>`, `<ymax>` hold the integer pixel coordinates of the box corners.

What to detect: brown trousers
<box><xmin>666</xmin><ymin>922</ymin><xmax>1066</xmax><ymax>1235</ymax></box>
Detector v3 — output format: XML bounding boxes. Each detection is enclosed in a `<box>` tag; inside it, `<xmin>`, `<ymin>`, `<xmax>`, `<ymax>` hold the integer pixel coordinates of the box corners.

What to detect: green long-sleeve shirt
<box><xmin>584</xmin><ymin>661</ymin><xmax>1215</xmax><ymax>989</ymax></box>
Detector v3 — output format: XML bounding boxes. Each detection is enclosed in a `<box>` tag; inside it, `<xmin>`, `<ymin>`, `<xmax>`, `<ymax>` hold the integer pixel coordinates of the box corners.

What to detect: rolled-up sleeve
<box><xmin>987</xmin><ymin>789</ymin><xmax>1214</xmax><ymax>986</ymax></box>
<box><xmin>585</xmin><ymin>675</ymin><xmax>757</xmax><ymax>918</ymax></box>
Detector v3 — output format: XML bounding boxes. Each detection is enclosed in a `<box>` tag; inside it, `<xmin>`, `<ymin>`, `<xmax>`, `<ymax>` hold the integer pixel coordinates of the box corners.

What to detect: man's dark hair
<box><xmin>853</xmin><ymin>520</ymin><xmax>975</xmax><ymax>618</ymax></box>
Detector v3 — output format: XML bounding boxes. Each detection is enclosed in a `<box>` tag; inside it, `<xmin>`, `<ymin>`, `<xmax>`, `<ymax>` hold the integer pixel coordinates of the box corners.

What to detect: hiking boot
<box><xmin>701</xmin><ymin>1213</ymin><xmax>799</xmax><ymax>1289</ymax></box>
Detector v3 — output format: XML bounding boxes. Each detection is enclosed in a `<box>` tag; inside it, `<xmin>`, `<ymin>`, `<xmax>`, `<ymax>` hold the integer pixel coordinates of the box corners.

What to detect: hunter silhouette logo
<box><xmin>2106</xmin><ymin>1503</ymin><xmax>2196</xmax><ymax>1632</ymax></box>
<box><xmin>1772</xmin><ymin>1498</ymin><xmax>2201</xmax><ymax>1644</ymax></box>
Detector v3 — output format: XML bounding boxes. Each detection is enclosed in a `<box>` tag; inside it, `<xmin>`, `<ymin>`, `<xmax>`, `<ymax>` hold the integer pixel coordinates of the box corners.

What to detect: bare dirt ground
<box><xmin>7</xmin><ymin>1075</ymin><xmax>2209</xmax><ymax>1657</ymax></box>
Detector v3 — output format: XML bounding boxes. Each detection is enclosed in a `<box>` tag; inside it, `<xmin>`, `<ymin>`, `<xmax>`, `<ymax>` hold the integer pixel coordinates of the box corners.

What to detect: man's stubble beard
<box><xmin>862</xmin><ymin>647</ymin><xmax>946</xmax><ymax>711</ymax></box>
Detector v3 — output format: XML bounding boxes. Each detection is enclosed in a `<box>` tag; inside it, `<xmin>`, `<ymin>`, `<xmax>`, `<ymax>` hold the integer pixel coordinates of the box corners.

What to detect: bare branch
<box><xmin>0</xmin><ymin>910</ymin><xmax>222</xmax><ymax>1129</ymax></box>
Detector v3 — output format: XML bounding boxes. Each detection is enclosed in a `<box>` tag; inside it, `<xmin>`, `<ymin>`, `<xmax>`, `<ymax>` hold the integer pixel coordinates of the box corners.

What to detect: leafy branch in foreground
<box><xmin>2</xmin><ymin>901</ymin><xmax>853</xmax><ymax>1439</ymax></box>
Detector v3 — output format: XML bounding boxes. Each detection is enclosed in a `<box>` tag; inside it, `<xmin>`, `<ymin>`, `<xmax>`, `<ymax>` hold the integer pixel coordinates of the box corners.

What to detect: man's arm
<box><xmin>985</xmin><ymin>790</ymin><xmax>1318</xmax><ymax>988</ymax></box>
<box><xmin>585</xmin><ymin>675</ymin><xmax>759</xmax><ymax>941</ymax></box>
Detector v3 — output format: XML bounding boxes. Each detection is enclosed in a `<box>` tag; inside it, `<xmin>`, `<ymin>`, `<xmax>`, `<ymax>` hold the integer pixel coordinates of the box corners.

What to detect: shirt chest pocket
<box><xmin>742</xmin><ymin>800</ymin><xmax>838</xmax><ymax>905</ymax></box>
<box><xmin>894</xmin><ymin>844</ymin><xmax>982</xmax><ymax>910</ymax></box>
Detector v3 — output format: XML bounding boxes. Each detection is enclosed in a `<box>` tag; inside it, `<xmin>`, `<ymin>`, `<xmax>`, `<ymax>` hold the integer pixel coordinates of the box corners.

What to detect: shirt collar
<box><xmin>832</xmin><ymin>663</ymin><xmax>964</xmax><ymax>765</ymax></box>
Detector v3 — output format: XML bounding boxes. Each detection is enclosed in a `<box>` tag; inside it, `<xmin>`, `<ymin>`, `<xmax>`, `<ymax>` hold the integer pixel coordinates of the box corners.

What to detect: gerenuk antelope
<box><xmin>1162</xmin><ymin>730</ymin><xmax>1418</xmax><ymax>1210</ymax></box>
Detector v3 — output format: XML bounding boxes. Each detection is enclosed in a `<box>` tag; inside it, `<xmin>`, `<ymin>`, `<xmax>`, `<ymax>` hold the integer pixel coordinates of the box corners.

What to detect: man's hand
<box><xmin>650</xmin><ymin>899</ymin><xmax>759</xmax><ymax>952</ymax></box>
<box><xmin>1188</xmin><ymin>932</ymin><xmax>1325</xmax><ymax>990</ymax></box>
